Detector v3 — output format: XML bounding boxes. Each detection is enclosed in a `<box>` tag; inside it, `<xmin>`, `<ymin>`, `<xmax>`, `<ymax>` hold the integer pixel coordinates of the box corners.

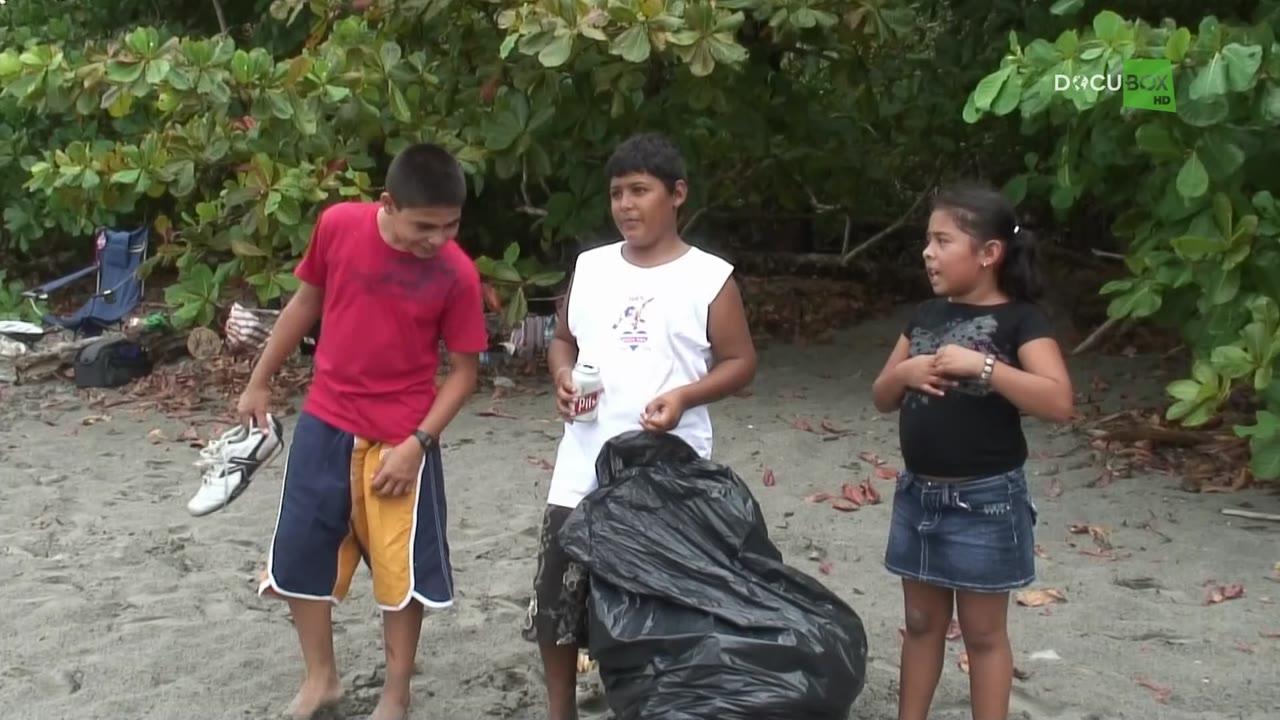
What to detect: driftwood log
<box><xmin>0</xmin><ymin>329</ymin><xmax>190</xmax><ymax>385</ymax></box>
<box><xmin>0</xmin><ymin>333</ymin><xmax>122</xmax><ymax>385</ymax></box>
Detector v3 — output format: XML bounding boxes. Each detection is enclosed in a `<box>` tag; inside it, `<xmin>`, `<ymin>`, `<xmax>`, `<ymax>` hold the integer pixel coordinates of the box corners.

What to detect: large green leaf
<box><xmin>611</xmin><ymin>26</ymin><xmax>651</xmax><ymax>63</ymax></box>
<box><xmin>1211</xmin><ymin>345</ymin><xmax>1254</xmax><ymax>379</ymax></box>
<box><xmin>1175</xmin><ymin>152</ymin><xmax>1208</xmax><ymax>199</ymax></box>
<box><xmin>973</xmin><ymin>66</ymin><xmax>1012</xmax><ymax>111</ymax></box>
<box><xmin>1220</xmin><ymin>43</ymin><xmax>1262</xmax><ymax>92</ymax></box>
<box><xmin>538</xmin><ymin>33</ymin><xmax>574</xmax><ymax>68</ymax></box>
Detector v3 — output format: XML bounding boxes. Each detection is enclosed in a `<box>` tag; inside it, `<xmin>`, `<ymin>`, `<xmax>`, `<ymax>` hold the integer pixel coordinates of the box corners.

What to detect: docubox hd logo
<box><xmin>1054</xmin><ymin>59</ymin><xmax>1176</xmax><ymax>113</ymax></box>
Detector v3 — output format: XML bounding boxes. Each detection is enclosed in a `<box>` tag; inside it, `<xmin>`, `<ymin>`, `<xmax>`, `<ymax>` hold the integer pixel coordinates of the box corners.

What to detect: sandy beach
<box><xmin>2</xmin><ymin>305</ymin><xmax>1278</xmax><ymax>720</ymax></box>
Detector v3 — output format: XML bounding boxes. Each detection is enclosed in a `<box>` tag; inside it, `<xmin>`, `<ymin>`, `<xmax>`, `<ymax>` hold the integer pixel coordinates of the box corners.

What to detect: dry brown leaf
<box><xmin>831</xmin><ymin>499</ymin><xmax>860</xmax><ymax>512</ymax></box>
<box><xmin>946</xmin><ymin>619</ymin><xmax>961</xmax><ymax>641</ymax></box>
<box><xmin>80</xmin><ymin>414</ymin><xmax>111</xmax><ymax>426</ymax></box>
<box><xmin>525</xmin><ymin>456</ymin><xmax>553</xmax><ymax>471</ymax></box>
<box><xmin>873</xmin><ymin>465</ymin><xmax>899</xmax><ymax>480</ymax></box>
<box><xmin>1068</xmin><ymin>523</ymin><xmax>1113</xmax><ymax>551</ymax></box>
<box><xmin>957</xmin><ymin>651</ymin><xmax>970</xmax><ymax>674</ymax></box>
<box><xmin>147</xmin><ymin>429</ymin><xmax>167</xmax><ymax>444</ymax></box>
<box><xmin>1135</xmin><ymin>677</ymin><xmax>1172</xmax><ymax>704</ymax></box>
<box><xmin>805</xmin><ymin>492</ymin><xmax>833</xmax><ymax>504</ymax></box>
<box><xmin>1260</xmin><ymin>631</ymin><xmax>1280</xmax><ymax>639</ymax></box>
<box><xmin>1205</xmin><ymin>583</ymin><xmax>1245</xmax><ymax>605</ymax></box>
<box><xmin>858</xmin><ymin>451</ymin><xmax>884</xmax><ymax>466</ymax></box>
<box><xmin>792</xmin><ymin>417</ymin><xmax>814</xmax><ymax>432</ymax></box>
<box><xmin>1034</xmin><ymin>545</ymin><xmax>1050</xmax><ymax>560</ymax></box>
<box><xmin>1047</xmin><ymin>477</ymin><xmax>1063</xmax><ymax>498</ymax></box>
<box><xmin>820</xmin><ymin>418</ymin><xmax>846</xmax><ymax>435</ymax></box>
<box><xmin>1015</xmin><ymin>588</ymin><xmax>1067</xmax><ymax>608</ymax></box>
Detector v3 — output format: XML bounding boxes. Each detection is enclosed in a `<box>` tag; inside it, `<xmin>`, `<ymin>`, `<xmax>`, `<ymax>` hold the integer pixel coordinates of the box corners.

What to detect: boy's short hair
<box><xmin>604</xmin><ymin>133</ymin><xmax>687</xmax><ymax>193</ymax></box>
<box><xmin>385</xmin><ymin>143</ymin><xmax>467</xmax><ymax>208</ymax></box>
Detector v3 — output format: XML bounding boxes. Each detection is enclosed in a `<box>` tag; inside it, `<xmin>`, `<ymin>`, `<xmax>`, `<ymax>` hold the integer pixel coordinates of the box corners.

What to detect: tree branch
<box><xmin>680</xmin><ymin>206</ymin><xmax>710</xmax><ymax>236</ymax></box>
<box><xmin>839</xmin><ymin>179</ymin><xmax>934</xmax><ymax>265</ymax></box>
<box><xmin>211</xmin><ymin>0</ymin><xmax>229</xmax><ymax>35</ymax></box>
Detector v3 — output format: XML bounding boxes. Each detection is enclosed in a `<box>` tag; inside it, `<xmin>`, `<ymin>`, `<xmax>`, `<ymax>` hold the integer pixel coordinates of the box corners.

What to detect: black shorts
<box><xmin>522</xmin><ymin>505</ymin><xmax>589</xmax><ymax>647</ymax></box>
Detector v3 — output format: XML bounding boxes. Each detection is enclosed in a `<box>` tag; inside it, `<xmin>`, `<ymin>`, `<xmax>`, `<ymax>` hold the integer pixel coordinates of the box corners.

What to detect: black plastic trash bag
<box><xmin>559</xmin><ymin>430</ymin><xmax>868</xmax><ymax>720</ymax></box>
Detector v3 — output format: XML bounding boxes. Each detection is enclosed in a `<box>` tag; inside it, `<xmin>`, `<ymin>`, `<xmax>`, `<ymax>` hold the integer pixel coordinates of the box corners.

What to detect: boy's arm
<box><xmin>415</xmin><ymin>352</ymin><xmax>480</xmax><ymax>439</ymax></box>
<box><xmin>238</xmin><ymin>282</ymin><xmax>324</xmax><ymax>426</ymax></box>
<box><xmin>672</xmin><ymin>276</ymin><xmax>756</xmax><ymax>408</ymax></box>
<box><xmin>547</xmin><ymin>272</ymin><xmax>578</xmax><ymax>382</ymax></box>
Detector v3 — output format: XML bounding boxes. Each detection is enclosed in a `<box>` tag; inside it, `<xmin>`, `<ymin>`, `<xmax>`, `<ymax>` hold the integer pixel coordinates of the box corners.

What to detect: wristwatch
<box><xmin>412</xmin><ymin>430</ymin><xmax>437</xmax><ymax>452</ymax></box>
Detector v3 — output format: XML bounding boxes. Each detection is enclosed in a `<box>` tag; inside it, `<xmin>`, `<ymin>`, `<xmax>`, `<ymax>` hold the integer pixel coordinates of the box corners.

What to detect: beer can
<box><xmin>570</xmin><ymin>363</ymin><xmax>602</xmax><ymax>422</ymax></box>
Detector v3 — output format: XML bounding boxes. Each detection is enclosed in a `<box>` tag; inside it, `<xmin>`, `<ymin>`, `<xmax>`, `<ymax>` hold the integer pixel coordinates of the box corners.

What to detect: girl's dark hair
<box><xmin>931</xmin><ymin>182</ymin><xmax>1042</xmax><ymax>302</ymax></box>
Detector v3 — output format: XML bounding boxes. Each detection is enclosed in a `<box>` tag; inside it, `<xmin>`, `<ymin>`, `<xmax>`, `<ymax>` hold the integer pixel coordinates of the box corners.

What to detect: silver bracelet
<box><xmin>979</xmin><ymin>354</ymin><xmax>996</xmax><ymax>385</ymax></box>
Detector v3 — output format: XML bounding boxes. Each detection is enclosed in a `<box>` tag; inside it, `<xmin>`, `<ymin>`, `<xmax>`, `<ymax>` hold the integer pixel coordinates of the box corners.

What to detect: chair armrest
<box><xmin>21</xmin><ymin>264</ymin><xmax>99</xmax><ymax>299</ymax></box>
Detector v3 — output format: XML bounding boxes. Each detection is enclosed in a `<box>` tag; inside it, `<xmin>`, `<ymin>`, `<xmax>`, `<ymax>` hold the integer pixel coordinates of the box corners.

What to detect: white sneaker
<box><xmin>186</xmin><ymin>415</ymin><xmax>284</xmax><ymax>516</ymax></box>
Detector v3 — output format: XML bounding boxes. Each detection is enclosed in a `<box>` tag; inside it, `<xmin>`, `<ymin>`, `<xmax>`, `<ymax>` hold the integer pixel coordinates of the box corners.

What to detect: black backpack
<box><xmin>74</xmin><ymin>337</ymin><xmax>152</xmax><ymax>388</ymax></box>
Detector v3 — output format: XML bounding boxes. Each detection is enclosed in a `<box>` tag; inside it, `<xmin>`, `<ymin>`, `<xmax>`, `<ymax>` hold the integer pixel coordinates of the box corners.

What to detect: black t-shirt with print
<box><xmin>899</xmin><ymin>298</ymin><xmax>1054</xmax><ymax>477</ymax></box>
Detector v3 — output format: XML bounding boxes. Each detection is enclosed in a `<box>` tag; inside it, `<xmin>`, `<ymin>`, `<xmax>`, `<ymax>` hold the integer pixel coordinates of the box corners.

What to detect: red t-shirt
<box><xmin>294</xmin><ymin>202</ymin><xmax>488</xmax><ymax>443</ymax></box>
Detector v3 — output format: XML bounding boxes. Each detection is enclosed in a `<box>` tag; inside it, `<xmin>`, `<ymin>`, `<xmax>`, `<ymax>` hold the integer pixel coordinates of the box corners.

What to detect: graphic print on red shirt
<box><xmin>294</xmin><ymin>202</ymin><xmax>488</xmax><ymax>443</ymax></box>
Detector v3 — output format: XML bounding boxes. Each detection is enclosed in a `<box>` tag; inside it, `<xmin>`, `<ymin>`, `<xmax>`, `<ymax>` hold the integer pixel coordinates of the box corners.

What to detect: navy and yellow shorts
<box><xmin>257</xmin><ymin>411</ymin><xmax>453</xmax><ymax>610</ymax></box>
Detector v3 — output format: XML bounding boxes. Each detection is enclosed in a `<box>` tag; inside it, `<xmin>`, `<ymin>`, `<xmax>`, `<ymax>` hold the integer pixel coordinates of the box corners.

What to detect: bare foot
<box><xmin>368</xmin><ymin>692</ymin><xmax>410</xmax><ymax>720</ymax></box>
<box><xmin>284</xmin><ymin>676</ymin><xmax>343</xmax><ymax>719</ymax></box>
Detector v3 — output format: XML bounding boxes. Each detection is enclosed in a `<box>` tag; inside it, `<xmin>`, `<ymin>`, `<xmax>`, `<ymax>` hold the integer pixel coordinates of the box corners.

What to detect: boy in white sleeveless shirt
<box><xmin>521</xmin><ymin>134</ymin><xmax>757</xmax><ymax>719</ymax></box>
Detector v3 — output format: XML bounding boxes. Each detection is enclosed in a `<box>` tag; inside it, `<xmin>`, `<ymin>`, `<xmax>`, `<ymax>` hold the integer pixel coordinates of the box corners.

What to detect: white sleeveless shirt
<box><xmin>546</xmin><ymin>241</ymin><xmax>734</xmax><ymax>508</ymax></box>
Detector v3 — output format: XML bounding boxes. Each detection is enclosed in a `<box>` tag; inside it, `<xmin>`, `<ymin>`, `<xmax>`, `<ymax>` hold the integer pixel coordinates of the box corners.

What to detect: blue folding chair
<box><xmin>24</xmin><ymin>227</ymin><xmax>149</xmax><ymax>337</ymax></box>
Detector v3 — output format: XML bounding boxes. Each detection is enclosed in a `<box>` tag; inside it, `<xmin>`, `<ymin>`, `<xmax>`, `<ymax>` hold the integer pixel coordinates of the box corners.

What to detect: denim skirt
<box><xmin>884</xmin><ymin>468</ymin><xmax>1038</xmax><ymax>592</ymax></box>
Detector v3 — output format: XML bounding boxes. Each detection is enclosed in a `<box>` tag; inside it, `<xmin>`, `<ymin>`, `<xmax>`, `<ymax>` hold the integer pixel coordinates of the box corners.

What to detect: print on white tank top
<box><xmin>546</xmin><ymin>241</ymin><xmax>734</xmax><ymax>508</ymax></box>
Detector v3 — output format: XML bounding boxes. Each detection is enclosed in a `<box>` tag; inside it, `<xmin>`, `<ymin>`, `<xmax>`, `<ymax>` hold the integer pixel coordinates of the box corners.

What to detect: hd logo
<box><xmin>1052</xmin><ymin>59</ymin><xmax>1176</xmax><ymax>113</ymax></box>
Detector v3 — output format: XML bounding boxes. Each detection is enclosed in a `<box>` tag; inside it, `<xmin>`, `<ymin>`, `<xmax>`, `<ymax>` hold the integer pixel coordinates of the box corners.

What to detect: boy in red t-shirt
<box><xmin>237</xmin><ymin>144</ymin><xmax>488</xmax><ymax>720</ymax></box>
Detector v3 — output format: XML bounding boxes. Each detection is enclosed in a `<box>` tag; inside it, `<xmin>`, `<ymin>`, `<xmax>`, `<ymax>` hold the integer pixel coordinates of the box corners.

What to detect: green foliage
<box><xmin>964</xmin><ymin>7</ymin><xmax>1280</xmax><ymax>478</ymax></box>
<box><xmin>2</xmin><ymin>0</ymin><xmax>978</xmax><ymax>328</ymax></box>
<box><xmin>0</xmin><ymin>270</ymin><xmax>46</xmax><ymax>323</ymax></box>
<box><xmin>475</xmin><ymin>242</ymin><xmax>565</xmax><ymax>331</ymax></box>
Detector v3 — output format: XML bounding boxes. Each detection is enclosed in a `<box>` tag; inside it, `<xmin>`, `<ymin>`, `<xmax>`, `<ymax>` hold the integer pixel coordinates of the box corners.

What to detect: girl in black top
<box><xmin>871</xmin><ymin>184</ymin><xmax>1074</xmax><ymax>720</ymax></box>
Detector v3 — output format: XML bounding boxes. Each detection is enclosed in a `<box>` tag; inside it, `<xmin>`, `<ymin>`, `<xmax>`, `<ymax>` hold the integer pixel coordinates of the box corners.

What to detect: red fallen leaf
<box><xmin>1234</xmin><ymin>641</ymin><xmax>1255</xmax><ymax>654</ymax></box>
<box><xmin>1205</xmin><ymin>583</ymin><xmax>1245</xmax><ymax>605</ymax></box>
<box><xmin>179</xmin><ymin>426</ymin><xmax>200</xmax><ymax>443</ymax></box>
<box><xmin>958</xmin><ymin>651</ymin><xmax>970</xmax><ymax>674</ymax></box>
<box><xmin>1260</xmin><ymin>631</ymin><xmax>1280</xmax><ymax>639</ymax></box>
<box><xmin>1034</xmin><ymin>545</ymin><xmax>1049</xmax><ymax>559</ymax></box>
<box><xmin>762</xmin><ymin>468</ymin><xmax>777</xmax><ymax>487</ymax></box>
<box><xmin>1135</xmin><ymin>677</ymin><xmax>1172</xmax><ymax>704</ymax></box>
<box><xmin>858</xmin><ymin>451</ymin><xmax>884</xmax><ymax>466</ymax></box>
<box><xmin>841</xmin><ymin>483</ymin><xmax>866</xmax><ymax>506</ymax></box>
<box><xmin>873</xmin><ymin>465</ymin><xmax>899</xmax><ymax>480</ymax></box>
<box><xmin>860</xmin><ymin>481</ymin><xmax>882</xmax><ymax>505</ymax></box>
<box><xmin>946</xmin><ymin>619</ymin><xmax>962</xmax><ymax>641</ymax></box>
<box><xmin>1088</xmin><ymin>469</ymin><xmax>1114</xmax><ymax>488</ymax></box>
<box><xmin>831</xmin><ymin>499</ymin><xmax>860</xmax><ymax>512</ymax></box>
<box><xmin>805</xmin><ymin>492</ymin><xmax>833</xmax><ymax>504</ymax></box>
<box><xmin>1079</xmin><ymin>549</ymin><xmax>1115</xmax><ymax>560</ymax></box>
<box><xmin>525</xmin><ymin>456</ymin><xmax>553</xmax><ymax>471</ymax></box>
<box><xmin>1047</xmin><ymin>477</ymin><xmax>1063</xmax><ymax>498</ymax></box>
<box><xmin>791</xmin><ymin>416</ymin><xmax>814</xmax><ymax>432</ymax></box>
<box><xmin>818</xmin><ymin>561</ymin><xmax>833</xmax><ymax>575</ymax></box>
